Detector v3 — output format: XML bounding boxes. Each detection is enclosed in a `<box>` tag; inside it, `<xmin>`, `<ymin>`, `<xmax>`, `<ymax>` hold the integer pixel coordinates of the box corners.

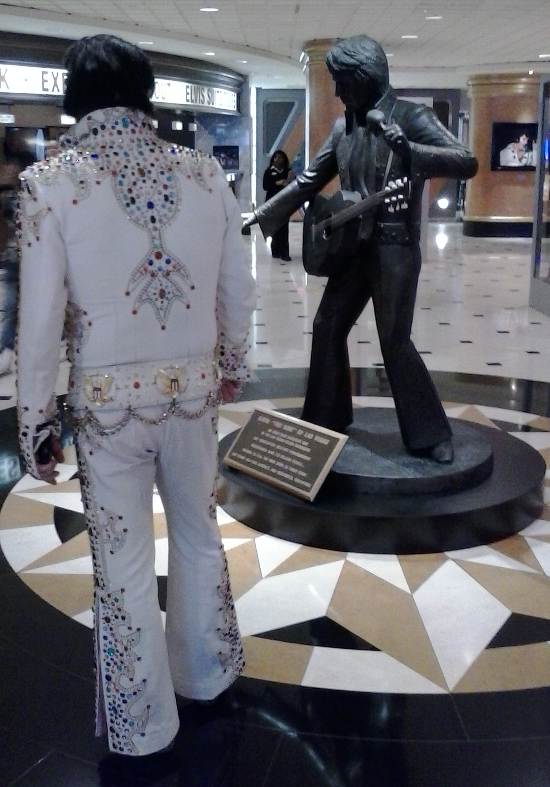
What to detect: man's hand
<box><xmin>35</xmin><ymin>436</ymin><xmax>65</xmax><ymax>484</ymax></box>
<box><xmin>382</xmin><ymin>123</ymin><xmax>411</xmax><ymax>158</ymax></box>
<box><xmin>219</xmin><ymin>378</ymin><xmax>242</xmax><ymax>404</ymax></box>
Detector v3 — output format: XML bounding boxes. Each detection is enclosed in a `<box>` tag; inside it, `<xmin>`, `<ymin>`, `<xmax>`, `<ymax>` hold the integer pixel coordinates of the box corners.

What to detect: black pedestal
<box><xmin>219</xmin><ymin>409</ymin><xmax>545</xmax><ymax>554</ymax></box>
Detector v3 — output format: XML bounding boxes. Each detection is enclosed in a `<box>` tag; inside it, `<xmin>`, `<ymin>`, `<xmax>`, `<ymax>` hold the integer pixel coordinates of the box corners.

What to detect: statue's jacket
<box><xmin>17</xmin><ymin>107</ymin><xmax>256</xmax><ymax>474</ymax></box>
<box><xmin>255</xmin><ymin>87</ymin><xmax>478</xmax><ymax>245</ymax></box>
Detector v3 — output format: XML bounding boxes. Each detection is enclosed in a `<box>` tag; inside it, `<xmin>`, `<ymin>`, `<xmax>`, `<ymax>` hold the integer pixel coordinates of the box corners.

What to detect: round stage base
<box><xmin>219</xmin><ymin>410</ymin><xmax>545</xmax><ymax>554</ymax></box>
<box><xmin>329</xmin><ymin>407</ymin><xmax>493</xmax><ymax>495</ymax></box>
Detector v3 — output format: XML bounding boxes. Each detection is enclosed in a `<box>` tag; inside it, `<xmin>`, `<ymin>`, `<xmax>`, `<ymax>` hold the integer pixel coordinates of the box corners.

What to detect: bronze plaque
<box><xmin>223</xmin><ymin>408</ymin><xmax>348</xmax><ymax>501</ymax></box>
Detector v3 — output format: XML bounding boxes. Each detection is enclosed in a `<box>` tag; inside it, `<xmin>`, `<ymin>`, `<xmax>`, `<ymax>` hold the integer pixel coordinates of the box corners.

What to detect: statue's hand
<box><xmin>382</xmin><ymin>123</ymin><xmax>411</xmax><ymax>157</ymax></box>
<box><xmin>241</xmin><ymin>213</ymin><xmax>258</xmax><ymax>235</ymax></box>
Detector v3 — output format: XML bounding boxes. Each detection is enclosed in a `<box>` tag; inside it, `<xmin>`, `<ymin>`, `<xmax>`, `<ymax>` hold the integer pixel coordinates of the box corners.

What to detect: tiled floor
<box><xmin>2</xmin><ymin>221</ymin><xmax>550</xmax><ymax>786</ymax></box>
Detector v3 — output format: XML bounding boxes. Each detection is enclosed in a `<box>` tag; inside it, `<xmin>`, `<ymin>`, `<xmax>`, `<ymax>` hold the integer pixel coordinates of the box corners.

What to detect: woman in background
<box><xmin>262</xmin><ymin>150</ymin><xmax>293</xmax><ymax>260</ymax></box>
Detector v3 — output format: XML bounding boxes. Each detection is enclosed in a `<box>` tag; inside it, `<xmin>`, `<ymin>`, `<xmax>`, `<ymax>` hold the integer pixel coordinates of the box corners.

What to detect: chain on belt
<box><xmin>68</xmin><ymin>389</ymin><xmax>219</xmax><ymax>437</ymax></box>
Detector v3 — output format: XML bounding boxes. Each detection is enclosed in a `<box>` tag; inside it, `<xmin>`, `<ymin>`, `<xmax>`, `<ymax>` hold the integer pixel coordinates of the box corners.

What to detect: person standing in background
<box><xmin>262</xmin><ymin>150</ymin><xmax>294</xmax><ymax>260</ymax></box>
<box><xmin>0</xmin><ymin>157</ymin><xmax>20</xmax><ymax>376</ymax></box>
<box><xmin>16</xmin><ymin>34</ymin><xmax>255</xmax><ymax>773</ymax></box>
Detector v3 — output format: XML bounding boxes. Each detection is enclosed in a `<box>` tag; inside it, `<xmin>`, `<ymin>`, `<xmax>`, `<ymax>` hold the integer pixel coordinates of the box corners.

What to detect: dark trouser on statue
<box><xmin>301</xmin><ymin>238</ymin><xmax>451</xmax><ymax>452</ymax></box>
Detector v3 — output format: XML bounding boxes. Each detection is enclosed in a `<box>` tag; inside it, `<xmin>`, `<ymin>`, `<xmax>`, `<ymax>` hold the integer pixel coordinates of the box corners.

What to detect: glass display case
<box><xmin>530</xmin><ymin>77</ymin><xmax>550</xmax><ymax>314</ymax></box>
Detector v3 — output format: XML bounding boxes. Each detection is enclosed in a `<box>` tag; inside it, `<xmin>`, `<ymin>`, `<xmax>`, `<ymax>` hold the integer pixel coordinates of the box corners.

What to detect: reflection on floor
<box><xmin>2</xmin><ymin>222</ymin><xmax>550</xmax><ymax>785</ymax></box>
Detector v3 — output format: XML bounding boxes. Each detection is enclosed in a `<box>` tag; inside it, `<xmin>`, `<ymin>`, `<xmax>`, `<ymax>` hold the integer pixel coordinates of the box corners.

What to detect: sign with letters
<box><xmin>224</xmin><ymin>408</ymin><xmax>348</xmax><ymax>502</ymax></box>
<box><xmin>0</xmin><ymin>64</ymin><xmax>238</xmax><ymax>113</ymax></box>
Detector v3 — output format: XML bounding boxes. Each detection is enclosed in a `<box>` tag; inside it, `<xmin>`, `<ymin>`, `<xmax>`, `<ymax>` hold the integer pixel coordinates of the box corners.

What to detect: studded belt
<box><xmin>67</xmin><ymin>352</ymin><xmax>218</xmax><ymax>411</ymax></box>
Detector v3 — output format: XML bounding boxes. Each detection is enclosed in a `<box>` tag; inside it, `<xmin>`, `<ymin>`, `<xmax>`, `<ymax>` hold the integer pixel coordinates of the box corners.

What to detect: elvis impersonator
<box><xmin>16</xmin><ymin>36</ymin><xmax>255</xmax><ymax>761</ymax></box>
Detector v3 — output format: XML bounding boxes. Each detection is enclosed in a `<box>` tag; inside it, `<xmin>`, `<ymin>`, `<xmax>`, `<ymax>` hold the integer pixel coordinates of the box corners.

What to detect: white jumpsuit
<box><xmin>17</xmin><ymin>107</ymin><xmax>256</xmax><ymax>755</ymax></box>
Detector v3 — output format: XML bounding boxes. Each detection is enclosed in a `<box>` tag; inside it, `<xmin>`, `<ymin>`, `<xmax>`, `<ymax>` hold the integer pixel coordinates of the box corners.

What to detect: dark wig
<box><xmin>63</xmin><ymin>35</ymin><xmax>155</xmax><ymax>119</ymax></box>
<box><xmin>326</xmin><ymin>35</ymin><xmax>389</xmax><ymax>96</ymax></box>
<box><xmin>269</xmin><ymin>150</ymin><xmax>290</xmax><ymax>170</ymax></box>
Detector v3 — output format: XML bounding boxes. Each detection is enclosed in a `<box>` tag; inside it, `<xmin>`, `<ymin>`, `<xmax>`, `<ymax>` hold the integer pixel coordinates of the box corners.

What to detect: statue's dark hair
<box><xmin>326</xmin><ymin>35</ymin><xmax>389</xmax><ymax>94</ymax></box>
<box><xmin>63</xmin><ymin>35</ymin><xmax>155</xmax><ymax>119</ymax></box>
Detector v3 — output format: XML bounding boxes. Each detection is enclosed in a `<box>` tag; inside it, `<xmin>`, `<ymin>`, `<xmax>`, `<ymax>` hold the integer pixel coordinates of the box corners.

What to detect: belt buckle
<box><xmin>156</xmin><ymin>366</ymin><xmax>188</xmax><ymax>398</ymax></box>
<box><xmin>83</xmin><ymin>374</ymin><xmax>114</xmax><ymax>406</ymax></box>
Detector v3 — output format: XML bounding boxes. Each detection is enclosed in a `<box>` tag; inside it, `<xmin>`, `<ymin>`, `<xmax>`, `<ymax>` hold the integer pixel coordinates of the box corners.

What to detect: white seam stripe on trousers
<box><xmin>74</xmin><ymin>403</ymin><xmax>244</xmax><ymax>756</ymax></box>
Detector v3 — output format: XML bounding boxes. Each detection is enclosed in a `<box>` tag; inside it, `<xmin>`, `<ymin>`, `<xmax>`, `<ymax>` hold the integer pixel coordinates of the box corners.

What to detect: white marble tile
<box><xmin>255</xmin><ymin>534</ymin><xmax>301</xmax><ymax>577</ymax></box>
<box><xmin>347</xmin><ymin>553</ymin><xmax>411</xmax><ymax>592</ymax></box>
<box><xmin>413</xmin><ymin>560</ymin><xmax>510</xmax><ymax>690</ymax></box>
<box><xmin>154</xmin><ymin>536</ymin><xmax>168</xmax><ymax>575</ymax></box>
<box><xmin>0</xmin><ymin>524</ymin><xmax>60</xmax><ymax>572</ymax></box>
<box><xmin>508</xmin><ymin>432</ymin><xmax>550</xmax><ymax>450</ymax></box>
<box><xmin>520</xmin><ymin>519</ymin><xmax>550</xmax><ymax>537</ymax></box>
<box><xmin>216</xmin><ymin>506</ymin><xmax>236</xmax><ymax>526</ymax></box>
<box><xmin>235</xmin><ymin>560</ymin><xmax>345</xmax><ymax>637</ymax></box>
<box><xmin>445</xmin><ymin>545</ymin><xmax>537</xmax><ymax>574</ymax></box>
<box><xmin>16</xmin><ymin>490</ymin><xmax>84</xmax><ymax>513</ymax></box>
<box><xmin>222</xmin><ymin>537</ymin><xmax>252</xmax><ymax>551</ymax></box>
<box><xmin>302</xmin><ymin>647</ymin><xmax>446</xmax><ymax>694</ymax></box>
<box><xmin>72</xmin><ymin>609</ymin><xmax>93</xmax><ymax>628</ymax></box>
<box><xmin>525</xmin><ymin>538</ymin><xmax>550</xmax><ymax>577</ymax></box>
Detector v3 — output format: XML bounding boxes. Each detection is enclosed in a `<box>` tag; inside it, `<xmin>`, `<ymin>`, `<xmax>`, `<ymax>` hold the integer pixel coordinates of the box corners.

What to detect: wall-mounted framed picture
<box><xmin>491</xmin><ymin>122</ymin><xmax>538</xmax><ymax>171</ymax></box>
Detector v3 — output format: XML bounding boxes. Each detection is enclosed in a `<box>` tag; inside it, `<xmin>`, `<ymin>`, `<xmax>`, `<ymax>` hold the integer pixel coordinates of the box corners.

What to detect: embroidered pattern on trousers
<box><xmin>75</xmin><ymin>430</ymin><xmax>150</xmax><ymax>753</ymax></box>
<box><xmin>216</xmin><ymin>545</ymin><xmax>245</xmax><ymax>677</ymax></box>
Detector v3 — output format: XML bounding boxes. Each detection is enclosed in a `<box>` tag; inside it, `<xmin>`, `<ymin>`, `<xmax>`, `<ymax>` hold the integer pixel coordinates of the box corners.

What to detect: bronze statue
<box><xmin>244</xmin><ymin>35</ymin><xmax>478</xmax><ymax>462</ymax></box>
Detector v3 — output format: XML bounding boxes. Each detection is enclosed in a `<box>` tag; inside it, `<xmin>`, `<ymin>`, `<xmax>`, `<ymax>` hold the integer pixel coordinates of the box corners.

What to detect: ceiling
<box><xmin>0</xmin><ymin>0</ymin><xmax>549</xmax><ymax>89</ymax></box>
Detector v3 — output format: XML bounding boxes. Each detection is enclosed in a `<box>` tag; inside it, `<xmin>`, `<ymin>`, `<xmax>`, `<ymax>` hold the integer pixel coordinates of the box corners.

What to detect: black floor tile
<box><xmin>264</xmin><ymin>735</ymin><xmax>550</xmax><ymax>787</ymax></box>
<box><xmin>173</xmin><ymin>712</ymin><xmax>282</xmax><ymax>787</ymax></box>
<box><xmin>223</xmin><ymin>679</ymin><xmax>467</xmax><ymax>741</ymax></box>
<box><xmin>454</xmin><ymin>687</ymin><xmax>550</xmax><ymax>739</ymax></box>
<box><xmin>0</xmin><ymin>726</ymin><xmax>51</xmax><ymax>787</ymax></box>
<box><xmin>0</xmin><ymin>640</ymin><xmax>106</xmax><ymax>763</ymax></box>
<box><xmin>9</xmin><ymin>752</ymin><xmax>101</xmax><ymax>787</ymax></box>
<box><xmin>0</xmin><ymin>570</ymin><xmax>93</xmax><ymax>677</ymax></box>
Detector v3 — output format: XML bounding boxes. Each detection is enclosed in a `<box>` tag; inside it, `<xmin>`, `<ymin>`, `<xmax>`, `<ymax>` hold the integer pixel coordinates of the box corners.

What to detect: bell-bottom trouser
<box><xmin>301</xmin><ymin>241</ymin><xmax>451</xmax><ymax>451</ymax></box>
<box><xmin>74</xmin><ymin>403</ymin><xmax>244</xmax><ymax>756</ymax></box>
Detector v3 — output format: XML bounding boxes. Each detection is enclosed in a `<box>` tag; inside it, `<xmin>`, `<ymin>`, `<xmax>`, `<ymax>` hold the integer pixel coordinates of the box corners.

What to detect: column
<box><xmin>464</xmin><ymin>72</ymin><xmax>540</xmax><ymax>237</ymax></box>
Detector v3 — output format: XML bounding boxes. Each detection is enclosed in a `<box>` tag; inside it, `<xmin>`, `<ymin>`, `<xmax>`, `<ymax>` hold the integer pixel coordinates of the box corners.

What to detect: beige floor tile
<box><xmin>19</xmin><ymin>573</ymin><xmax>93</xmax><ymax>617</ymax></box>
<box><xmin>226</xmin><ymin>540</ymin><xmax>261</xmax><ymax>600</ymax></box>
<box><xmin>22</xmin><ymin>530</ymin><xmax>91</xmax><ymax>571</ymax></box>
<box><xmin>457</xmin><ymin>406</ymin><xmax>499</xmax><ymax>429</ymax></box>
<box><xmin>454</xmin><ymin>643</ymin><xmax>550</xmax><ymax>692</ymax></box>
<box><xmin>528</xmin><ymin>416</ymin><xmax>550</xmax><ymax>432</ymax></box>
<box><xmin>458</xmin><ymin>561</ymin><xmax>550</xmax><ymax>619</ymax></box>
<box><xmin>491</xmin><ymin>535</ymin><xmax>545</xmax><ymax>572</ymax></box>
<box><xmin>270</xmin><ymin>545</ymin><xmax>346</xmax><ymax>577</ymax></box>
<box><xmin>153</xmin><ymin>513</ymin><xmax>168</xmax><ymax>539</ymax></box>
<box><xmin>218</xmin><ymin>522</ymin><xmax>259</xmax><ymax>539</ymax></box>
<box><xmin>327</xmin><ymin>562</ymin><xmax>447</xmax><ymax>689</ymax></box>
<box><xmin>399</xmin><ymin>553</ymin><xmax>448</xmax><ymax>593</ymax></box>
<box><xmin>0</xmin><ymin>495</ymin><xmax>54</xmax><ymax>528</ymax></box>
<box><xmin>242</xmin><ymin>636</ymin><xmax>312</xmax><ymax>685</ymax></box>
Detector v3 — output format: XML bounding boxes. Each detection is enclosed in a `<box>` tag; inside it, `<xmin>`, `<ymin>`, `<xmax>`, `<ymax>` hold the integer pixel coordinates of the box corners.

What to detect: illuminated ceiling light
<box><xmin>138</xmin><ymin>41</ymin><xmax>154</xmax><ymax>45</ymax></box>
<box><xmin>239</xmin><ymin>60</ymin><xmax>248</xmax><ymax>63</ymax></box>
<box><xmin>60</xmin><ymin>114</ymin><xmax>75</xmax><ymax>125</ymax></box>
<box><xmin>299</xmin><ymin>51</ymin><xmax>306</xmax><ymax>63</ymax></box>
<box><xmin>425</xmin><ymin>15</ymin><xmax>442</xmax><ymax>20</ymax></box>
<box><xmin>386</xmin><ymin>53</ymin><xmax>394</xmax><ymax>57</ymax></box>
<box><xmin>529</xmin><ymin>69</ymin><xmax>535</xmax><ymax>75</ymax></box>
<box><xmin>401</xmin><ymin>35</ymin><xmax>418</xmax><ymax>39</ymax></box>
<box><xmin>203</xmin><ymin>51</ymin><xmax>216</xmax><ymax>56</ymax></box>
<box><xmin>539</xmin><ymin>53</ymin><xmax>550</xmax><ymax>58</ymax></box>
<box><xmin>437</xmin><ymin>197</ymin><xmax>450</xmax><ymax>210</ymax></box>
<box><xmin>199</xmin><ymin>7</ymin><xmax>219</xmax><ymax>11</ymax></box>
